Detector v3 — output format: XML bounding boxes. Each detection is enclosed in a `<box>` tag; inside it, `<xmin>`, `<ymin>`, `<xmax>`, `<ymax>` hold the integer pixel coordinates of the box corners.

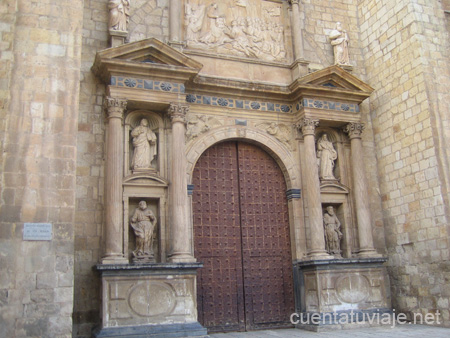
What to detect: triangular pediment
<box><xmin>298</xmin><ymin>65</ymin><xmax>374</xmax><ymax>93</ymax></box>
<box><xmin>92</xmin><ymin>38</ymin><xmax>203</xmax><ymax>83</ymax></box>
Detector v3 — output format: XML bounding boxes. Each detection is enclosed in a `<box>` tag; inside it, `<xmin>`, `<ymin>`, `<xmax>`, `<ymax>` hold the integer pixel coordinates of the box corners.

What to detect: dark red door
<box><xmin>193</xmin><ymin>142</ymin><xmax>294</xmax><ymax>333</ymax></box>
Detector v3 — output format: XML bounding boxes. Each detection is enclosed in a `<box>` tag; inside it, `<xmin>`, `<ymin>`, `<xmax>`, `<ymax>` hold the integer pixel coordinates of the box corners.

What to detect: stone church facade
<box><xmin>0</xmin><ymin>0</ymin><xmax>449</xmax><ymax>337</ymax></box>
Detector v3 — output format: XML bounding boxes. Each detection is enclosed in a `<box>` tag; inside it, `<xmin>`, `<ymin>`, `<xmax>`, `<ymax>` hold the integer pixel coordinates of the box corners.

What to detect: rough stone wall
<box><xmin>358</xmin><ymin>0</ymin><xmax>450</xmax><ymax>326</ymax></box>
<box><xmin>73</xmin><ymin>1</ymin><xmax>170</xmax><ymax>336</ymax></box>
<box><xmin>0</xmin><ymin>0</ymin><xmax>83</xmax><ymax>337</ymax></box>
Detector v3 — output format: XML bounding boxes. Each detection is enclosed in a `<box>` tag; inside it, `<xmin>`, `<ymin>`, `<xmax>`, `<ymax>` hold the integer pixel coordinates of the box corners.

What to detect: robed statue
<box><xmin>131</xmin><ymin>119</ymin><xmax>157</xmax><ymax>170</ymax></box>
<box><xmin>329</xmin><ymin>22</ymin><xmax>350</xmax><ymax>66</ymax></box>
<box><xmin>317</xmin><ymin>134</ymin><xmax>337</xmax><ymax>180</ymax></box>
<box><xmin>108</xmin><ymin>0</ymin><xmax>130</xmax><ymax>32</ymax></box>
<box><xmin>130</xmin><ymin>201</ymin><xmax>157</xmax><ymax>261</ymax></box>
<box><xmin>323</xmin><ymin>206</ymin><xmax>343</xmax><ymax>257</ymax></box>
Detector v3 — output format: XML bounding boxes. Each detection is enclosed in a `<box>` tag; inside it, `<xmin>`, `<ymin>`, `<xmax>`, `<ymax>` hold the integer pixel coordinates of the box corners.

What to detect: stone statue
<box><xmin>108</xmin><ymin>0</ymin><xmax>130</xmax><ymax>32</ymax></box>
<box><xmin>317</xmin><ymin>134</ymin><xmax>337</xmax><ymax>180</ymax></box>
<box><xmin>323</xmin><ymin>206</ymin><xmax>343</xmax><ymax>257</ymax></box>
<box><xmin>131</xmin><ymin>119</ymin><xmax>157</xmax><ymax>170</ymax></box>
<box><xmin>130</xmin><ymin>201</ymin><xmax>157</xmax><ymax>260</ymax></box>
<box><xmin>329</xmin><ymin>22</ymin><xmax>350</xmax><ymax>66</ymax></box>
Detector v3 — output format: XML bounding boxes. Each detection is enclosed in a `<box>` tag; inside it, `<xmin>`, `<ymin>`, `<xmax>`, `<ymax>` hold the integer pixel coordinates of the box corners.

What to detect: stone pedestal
<box><xmin>292</xmin><ymin>258</ymin><xmax>391</xmax><ymax>331</ymax></box>
<box><xmin>93</xmin><ymin>263</ymin><xmax>206</xmax><ymax>338</ymax></box>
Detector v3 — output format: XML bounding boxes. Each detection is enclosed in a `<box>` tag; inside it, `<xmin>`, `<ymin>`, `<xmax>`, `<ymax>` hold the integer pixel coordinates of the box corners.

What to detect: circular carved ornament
<box><xmin>128</xmin><ymin>281</ymin><xmax>176</xmax><ymax>317</ymax></box>
<box><xmin>160</xmin><ymin>82</ymin><xmax>172</xmax><ymax>91</ymax></box>
<box><xmin>217</xmin><ymin>98</ymin><xmax>228</xmax><ymax>107</ymax></box>
<box><xmin>341</xmin><ymin>104</ymin><xmax>350</xmax><ymax>111</ymax></box>
<box><xmin>251</xmin><ymin>101</ymin><xmax>261</xmax><ymax>110</ymax></box>
<box><xmin>281</xmin><ymin>104</ymin><xmax>291</xmax><ymax>112</ymax></box>
<box><xmin>335</xmin><ymin>274</ymin><xmax>370</xmax><ymax>304</ymax></box>
<box><xmin>186</xmin><ymin>94</ymin><xmax>196</xmax><ymax>103</ymax></box>
<box><xmin>124</xmin><ymin>78</ymin><xmax>137</xmax><ymax>87</ymax></box>
<box><xmin>313</xmin><ymin>101</ymin><xmax>323</xmax><ymax>108</ymax></box>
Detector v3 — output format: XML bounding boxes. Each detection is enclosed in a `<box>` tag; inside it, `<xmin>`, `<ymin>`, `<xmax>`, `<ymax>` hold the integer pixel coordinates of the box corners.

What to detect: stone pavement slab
<box><xmin>209</xmin><ymin>325</ymin><xmax>450</xmax><ymax>338</ymax></box>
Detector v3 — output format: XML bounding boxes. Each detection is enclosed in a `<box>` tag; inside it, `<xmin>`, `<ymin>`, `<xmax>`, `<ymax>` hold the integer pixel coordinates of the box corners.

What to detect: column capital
<box><xmin>289</xmin><ymin>0</ymin><xmax>300</xmax><ymax>5</ymax></box>
<box><xmin>168</xmin><ymin>103</ymin><xmax>189</xmax><ymax>124</ymax></box>
<box><xmin>296</xmin><ymin>118</ymin><xmax>319</xmax><ymax>136</ymax></box>
<box><xmin>104</xmin><ymin>97</ymin><xmax>127</xmax><ymax>119</ymax></box>
<box><xmin>343</xmin><ymin>122</ymin><xmax>365</xmax><ymax>139</ymax></box>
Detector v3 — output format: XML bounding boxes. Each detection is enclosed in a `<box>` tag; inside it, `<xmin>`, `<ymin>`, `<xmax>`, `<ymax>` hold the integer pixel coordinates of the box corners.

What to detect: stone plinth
<box><xmin>293</xmin><ymin>258</ymin><xmax>391</xmax><ymax>331</ymax></box>
<box><xmin>93</xmin><ymin>263</ymin><xmax>206</xmax><ymax>338</ymax></box>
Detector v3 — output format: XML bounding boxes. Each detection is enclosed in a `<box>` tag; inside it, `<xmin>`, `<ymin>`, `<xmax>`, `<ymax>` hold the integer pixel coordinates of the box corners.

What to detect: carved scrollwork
<box><xmin>186</xmin><ymin>114</ymin><xmax>223</xmax><ymax>141</ymax></box>
<box><xmin>256</xmin><ymin>122</ymin><xmax>293</xmax><ymax>150</ymax></box>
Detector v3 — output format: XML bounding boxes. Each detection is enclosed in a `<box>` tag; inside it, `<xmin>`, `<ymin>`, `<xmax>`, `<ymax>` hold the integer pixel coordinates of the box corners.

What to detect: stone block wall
<box><xmin>73</xmin><ymin>1</ymin><xmax>170</xmax><ymax>336</ymax></box>
<box><xmin>358</xmin><ymin>0</ymin><xmax>450</xmax><ymax>326</ymax></box>
<box><xmin>0</xmin><ymin>0</ymin><xmax>83</xmax><ymax>337</ymax></box>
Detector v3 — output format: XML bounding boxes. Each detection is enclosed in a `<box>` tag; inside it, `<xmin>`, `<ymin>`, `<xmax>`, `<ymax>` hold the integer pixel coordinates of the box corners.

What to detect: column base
<box><xmin>307</xmin><ymin>250</ymin><xmax>334</xmax><ymax>260</ymax></box>
<box><xmin>357</xmin><ymin>249</ymin><xmax>382</xmax><ymax>258</ymax></box>
<box><xmin>101</xmin><ymin>254</ymin><xmax>128</xmax><ymax>265</ymax></box>
<box><xmin>95</xmin><ymin>263</ymin><xmax>204</xmax><ymax>337</ymax></box>
<box><xmin>169</xmin><ymin>253</ymin><xmax>197</xmax><ymax>263</ymax></box>
<box><xmin>93</xmin><ymin>322</ymin><xmax>207</xmax><ymax>338</ymax></box>
<box><xmin>293</xmin><ymin>257</ymin><xmax>391</xmax><ymax>331</ymax></box>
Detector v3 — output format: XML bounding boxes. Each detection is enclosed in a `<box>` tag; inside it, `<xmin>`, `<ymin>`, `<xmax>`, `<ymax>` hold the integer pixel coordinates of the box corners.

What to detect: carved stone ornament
<box><xmin>323</xmin><ymin>206</ymin><xmax>342</xmax><ymax>257</ymax></box>
<box><xmin>316</xmin><ymin>133</ymin><xmax>337</xmax><ymax>180</ymax></box>
<box><xmin>130</xmin><ymin>201</ymin><xmax>157</xmax><ymax>263</ymax></box>
<box><xmin>343</xmin><ymin>122</ymin><xmax>365</xmax><ymax>139</ymax></box>
<box><xmin>104</xmin><ymin>97</ymin><xmax>127</xmax><ymax>119</ymax></box>
<box><xmin>186</xmin><ymin>114</ymin><xmax>223</xmax><ymax>141</ymax></box>
<box><xmin>168</xmin><ymin>103</ymin><xmax>189</xmax><ymax>124</ymax></box>
<box><xmin>296</xmin><ymin>118</ymin><xmax>319</xmax><ymax>136</ymax></box>
<box><xmin>108</xmin><ymin>0</ymin><xmax>130</xmax><ymax>32</ymax></box>
<box><xmin>329</xmin><ymin>22</ymin><xmax>350</xmax><ymax>66</ymax></box>
<box><xmin>185</xmin><ymin>0</ymin><xmax>287</xmax><ymax>62</ymax></box>
<box><xmin>256</xmin><ymin>122</ymin><xmax>293</xmax><ymax>149</ymax></box>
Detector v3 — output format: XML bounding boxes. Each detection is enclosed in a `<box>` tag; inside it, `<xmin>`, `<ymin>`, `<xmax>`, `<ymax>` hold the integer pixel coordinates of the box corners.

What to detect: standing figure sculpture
<box><xmin>131</xmin><ymin>119</ymin><xmax>157</xmax><ymax>170</ymax></box>
<box><xmin>108</xmin><ymin>0</ymin><xmax>130</xmax><ymax>32</ymax></box>
<box><xmin>317</xmin><ymin>134</ymin><xmax>337</xmax><ymax>180</ymax></box>
<box><xmin>329</xmin><ymin>22</ymin><xmax>350</xmax><ymax>66</ymax></box>
<box><xmin>323</xmin><ymin>206</ymin><xmax>343</xmax><ymax>257</ymax></box>
<box><xmin>130</xmin><ymin>201</ymin><xmax>157</xmax><ymax>261</ymax></box>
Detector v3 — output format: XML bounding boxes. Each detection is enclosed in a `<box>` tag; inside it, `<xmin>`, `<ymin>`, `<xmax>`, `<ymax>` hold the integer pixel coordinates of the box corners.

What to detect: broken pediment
<box><xmin>92</xmin><ymin>38</ymin><xmax>203</xmax><ymax>83</ymax></box>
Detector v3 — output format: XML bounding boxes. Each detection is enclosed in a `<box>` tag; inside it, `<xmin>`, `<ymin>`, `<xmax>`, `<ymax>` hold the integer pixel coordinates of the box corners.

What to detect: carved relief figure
<box><xmin>131</xmin><ymin>119</ymin><xmax>157</xmax><ymax>170</ymax></box>
<box><xmin>130</xmin><ymin>201</ymin><xmax>157</xmax><ymax>259</ymax></box>
<box><xmin>257</xmin><ymin>122</ymin><xmax>293</xmax><ymax>150</ymax></box>
<box><xmin>186</xmin><ymin>115</ymin><xmax>222</xmax><ymax>141</ymax></box>
<box><xmin>329</xmin><ymin>22</ymin><xmax>350</xmax><ymax>66</ymax></box>
<box><xmin>185</xmin><ymin>0</ymin><xmax>286</xmax><ymax>62</ymax></box>
<box><xmin>108</xmin><ymin>0</ymin><xmax>130</xmax><ymax>31</ymax></box>
<box><xmin>323</xmin><ymin>206</ymin><xmax>342</xmax><ymax>257</ymax></box>
<box><xmin>185</xmin><ymin>3</ymin><xmax>206</xmax><ymax>43</ymax></box>
<box><xmin>317</xmin><ymin>134</ymin><xmax>337</xmax><ymax>180</ymax></box>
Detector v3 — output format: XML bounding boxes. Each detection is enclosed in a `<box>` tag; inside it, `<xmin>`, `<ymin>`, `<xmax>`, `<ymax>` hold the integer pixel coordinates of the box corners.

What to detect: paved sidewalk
<box><xmin>209</xmin><ymin>325</ymin><xmax>450</xmax><ymax>337</ymax></box>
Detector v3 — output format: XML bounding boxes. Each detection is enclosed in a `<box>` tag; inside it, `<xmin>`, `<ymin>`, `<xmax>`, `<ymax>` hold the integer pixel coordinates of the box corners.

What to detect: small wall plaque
<box><xmin>23</xmin><ymin>223</ymin><xmax>53</xmax><ymax>241</ymax></box>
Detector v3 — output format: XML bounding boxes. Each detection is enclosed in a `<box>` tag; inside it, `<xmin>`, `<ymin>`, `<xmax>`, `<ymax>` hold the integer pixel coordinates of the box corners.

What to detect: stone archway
<box><xmin>192</xmin><ymin>141</ymin><xmax>295</xmax><ymax>332</ymax></box>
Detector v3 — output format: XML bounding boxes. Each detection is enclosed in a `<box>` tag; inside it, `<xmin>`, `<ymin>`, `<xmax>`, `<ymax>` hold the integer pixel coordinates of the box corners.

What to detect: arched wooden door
<box><xmin>193</xmin><ymin>141</ymin><xmax>294</xmax><ymax>333</ymax></box>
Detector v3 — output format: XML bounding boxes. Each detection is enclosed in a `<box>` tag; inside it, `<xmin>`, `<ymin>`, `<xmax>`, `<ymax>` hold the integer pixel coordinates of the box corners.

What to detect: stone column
<box><xmin>298</xmin><ymin>118</ymin><xmax>331</xmax><ymax>259</ymax></box>
<box><xmin>102</xmin><ymin>97</ymin><xmax>128</xmax><ymax>264</ymax></box>
<box><xmin>169</xmin><ymin>0</ymin><xmax>183</xmax><ymax>49</ymax></box>
<box><xmin>289</xmin><ymin>0</ymin><xmax>305</xmax><ymax>61</ymax></box>
<box><xmin>344</xmin><ymin>123</ymin><xmax>379</xmax><ymax>257</ymax></box>
<box><xmin>168</xmin><ymin>103</ymin><xmax>195</xmax><ymax>262</ymax></box>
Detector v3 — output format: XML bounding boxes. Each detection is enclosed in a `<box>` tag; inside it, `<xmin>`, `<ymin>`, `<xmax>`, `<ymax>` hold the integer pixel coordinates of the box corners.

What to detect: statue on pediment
<box><xmin>108</xmin><ymin>0</ymin><xmax>130</xmax><ymax>32</ymax></box>
<box><xmin>329</xmin><ymin>22</ymin><xmax>350</xmax><ymax>66</ymax></box>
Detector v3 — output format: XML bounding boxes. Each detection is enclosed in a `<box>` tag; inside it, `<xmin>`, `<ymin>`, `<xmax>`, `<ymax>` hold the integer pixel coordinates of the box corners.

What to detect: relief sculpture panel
<box><xmin>185</xmin><ymin>0</ymin><xmax>287</xmax><ymax>62</ymax></box>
